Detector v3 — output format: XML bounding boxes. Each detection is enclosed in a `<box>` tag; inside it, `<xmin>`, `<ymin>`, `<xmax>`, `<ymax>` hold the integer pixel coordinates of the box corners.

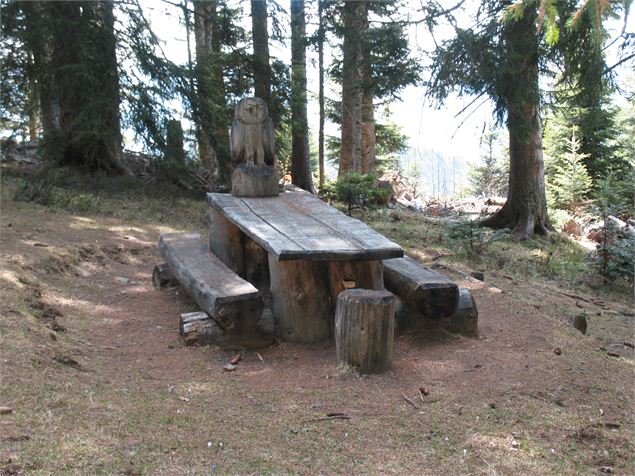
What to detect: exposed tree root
<box><xmin>481</xmin><ymin>206</ymin><xmax>551</xmax><ymax>241</ymax></box>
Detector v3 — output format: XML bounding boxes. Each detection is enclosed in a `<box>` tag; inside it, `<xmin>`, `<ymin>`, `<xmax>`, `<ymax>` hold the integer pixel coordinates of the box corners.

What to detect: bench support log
<box><xmin>439</xmin><ymin>288</ymin><xmax>478</xmax><ymax>337</ymax></box>
<box><xmin>335</xmin><ymin>289</ymin><xmax>395</xmax><ymax>373</ymax></box>
<box><xmin>152</xmin><ymin>263</ymin><xmax>178</xmax><ymax>288</ymax></box>
<box><xmin>268</xmin><ymin>257</ymin><xmax>332</xmax><ymax>343</ymax></box>
<box><xmin>180</xmin><ymin>311</ymin><xmax>223</xmax><ymax>345</ymax></box>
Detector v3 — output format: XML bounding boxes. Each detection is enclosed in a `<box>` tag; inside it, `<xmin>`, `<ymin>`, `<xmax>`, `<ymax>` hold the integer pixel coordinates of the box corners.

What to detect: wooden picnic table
<box><xmin>207</xmin><ymin>191</ymin><xmax>404</xmax><ymax>343</ymax></box>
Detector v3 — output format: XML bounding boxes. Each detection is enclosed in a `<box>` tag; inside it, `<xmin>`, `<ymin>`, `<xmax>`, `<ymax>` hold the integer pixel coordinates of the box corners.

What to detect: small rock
<box><xmin>33</xmin><ymin>242</ymin><xmax>49</xmax><ymax>247</ymax></box>
<box><xmin>74</xmin><ymin>266</ymin><xmax>91</xmax><ymax>278</ymax></box>
<box><xmin>511</xmin><ymin>440</ymin><xmax>520</xmax><ymax>449</ymax></box>
<box><xmin>0</xmin><ymin>406</ymin><xmax>14</xmax><ymax>415</ymax></box>
<box><xmin>607</xmin><ymin>351</ymin><xmax>620</xmax><ymax>358</ymax></box>
<box><xmin>470</xmin><ymin>271</ymin><xmax>485</xmax><ymax>281</ymax></box>
<box><xmin>223</xmin><ymin>363</ymin><xmax>236</xmax><ymax>372</ymax></box>
<box><xmin>419</xmin><ymin>386</ymin><xmax>430</xmax><ymax>396</ymax></box>
<box><xmin>599</xmin><ymin>466</ymin><xmax>614</xmax><ymax>474</ymax></box>
<box><xmin>115</xmin><ymin>277</ymin><xmax>130</xmax><ymax>284</ymax></box>
<box><xmin>488</xmin><ymin>402</ymin><xmax>496</xmax><ymax>409</ymax></box>
<box><xmin>554</xmin><ymin>347</ymin><xmax>562</xmax><ymax>355</ymax></box>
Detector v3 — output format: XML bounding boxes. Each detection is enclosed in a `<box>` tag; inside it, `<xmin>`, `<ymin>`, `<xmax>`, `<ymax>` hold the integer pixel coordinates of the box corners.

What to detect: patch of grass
<box><xmin>357</xmin><ymin>207</ymin><xmax>632</xmax><ymax>299</ymax></box>
<box><xmin>6</xmin><ymin>166</ymin><xmax>208</xmax><ymax>233</ymax></box>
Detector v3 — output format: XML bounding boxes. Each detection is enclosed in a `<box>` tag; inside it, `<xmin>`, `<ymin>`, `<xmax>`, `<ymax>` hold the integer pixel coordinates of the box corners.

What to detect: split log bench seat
<box><xmin>384</xmin><ymin>256</ymin><xmax>459</xmax><ymax>318</ymax></box>
<box><xmin>383</xmin><ymin>256</ymin><xmax>478</xmax><ymax>336</ymax></box>
<box><xmin>158</xmin><ymin>233</ymin><xmax>264</xmax><ymax>338</ymax></box>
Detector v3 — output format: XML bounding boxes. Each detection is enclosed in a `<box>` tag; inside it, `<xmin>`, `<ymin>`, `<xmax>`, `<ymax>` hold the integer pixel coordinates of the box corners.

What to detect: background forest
<box><xmin>1</xmin><ymin>0</ymin><xmax>634</xmax><ymax>269</ymax></box>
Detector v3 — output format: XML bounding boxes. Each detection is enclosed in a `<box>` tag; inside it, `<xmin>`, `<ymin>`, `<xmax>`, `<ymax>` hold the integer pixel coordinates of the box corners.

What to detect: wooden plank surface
<box><xmin>208</xmin><ymin>192</ymin><xmax>403</xmax><ymax>261</ymax></box>
<box><xmin>158</xmin><ymin>232</ymin><xmax>260</xmax><ymax>307</ymax></box>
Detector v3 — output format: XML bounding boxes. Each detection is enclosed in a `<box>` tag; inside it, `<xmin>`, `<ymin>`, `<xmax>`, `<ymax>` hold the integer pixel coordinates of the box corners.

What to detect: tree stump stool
<box><xmin>335</xmin><ymin>289</ymin><xmax>395</xmax><ymax>374</ymax></box>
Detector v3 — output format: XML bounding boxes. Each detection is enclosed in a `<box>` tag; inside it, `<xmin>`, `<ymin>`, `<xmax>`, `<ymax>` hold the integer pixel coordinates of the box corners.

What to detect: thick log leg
<box><xmin>327</xmin><ymin>260</ymin><xmax>384</xmax><ymax>301</ymax></box>
<box><xmin>152</xmin><ymin>263</ymin><xmax>177</xmax><ymax>288</ymax></box>
<box><xmin>438</xmin><ymin>288</ymin><xmax>478</xmax><ymax>337</ymax></box>
<box><xmin>335</xmin><ymin>289</ymin><xmax>395</xmax><ymax>373</ymax></box>
<box><xmin>209</xmin><ymin>208</ymin><xmax>244</xmax><ymax>276</ymax></box>
<box><xmin>327</xmin><ymin>260</ymin><xmax>384</xmax><ymax>335</ymax></box>
<box><xmin>268</xmin><ymin>256</ymin><xmax>332</xmax><ymax>343</ymax></box>
<box><xmin>244</xmin><ymin>236</ymin><xmax>270</xmax><ymax>291</ymax></box>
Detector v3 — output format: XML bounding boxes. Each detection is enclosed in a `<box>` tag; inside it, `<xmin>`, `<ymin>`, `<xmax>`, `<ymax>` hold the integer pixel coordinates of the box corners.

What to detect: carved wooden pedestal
<box><xmin>231</xmin><ymin>164</ymin><xmax>279</xmax><ymax>197</ymax></box>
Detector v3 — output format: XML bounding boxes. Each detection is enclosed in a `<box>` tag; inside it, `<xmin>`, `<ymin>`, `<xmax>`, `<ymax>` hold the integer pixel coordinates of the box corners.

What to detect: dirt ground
<box><xmin>1</xmin><ymin>182</ymin><xmax>634</xmax><ymax>475</ymax></box>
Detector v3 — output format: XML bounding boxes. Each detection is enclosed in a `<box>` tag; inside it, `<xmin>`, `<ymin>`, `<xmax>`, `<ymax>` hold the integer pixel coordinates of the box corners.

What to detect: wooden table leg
<box><xmin>268</xmin><ymin>256</ymin><xmax>332</xmax><ymax>343</ymax></box>
<box><xmin>327</xmin><ymin>260</ymin><xmax>384</xmax><ymax>301</ymax></box>
<box><xmin>209</xmin><ymin>208</ymin><xmax>244</xmax><ymax>276</ymax></box>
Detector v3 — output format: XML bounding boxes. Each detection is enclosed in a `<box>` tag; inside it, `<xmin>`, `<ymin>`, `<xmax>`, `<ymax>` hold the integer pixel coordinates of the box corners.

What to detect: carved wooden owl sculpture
<box><xmin>231</xmin><ymin>97</ymin><xmax>276</xmax><ymax>168</ymax></box>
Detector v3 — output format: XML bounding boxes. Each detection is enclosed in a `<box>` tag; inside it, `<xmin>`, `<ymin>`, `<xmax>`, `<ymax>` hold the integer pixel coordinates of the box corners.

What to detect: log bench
<box><xmin>383</xmin><ymin>256</ymin><xmax>459</xmax><ymax>318</ymax></box>
<box><xmin>383</xmin><ymin>256</ymin><xmax>478</xmax><ymax>336</ymax></box>
<box><xmin>158</xmin><ymin>233</ymin><xmax>264</xmax><ymax>337</ymax></box>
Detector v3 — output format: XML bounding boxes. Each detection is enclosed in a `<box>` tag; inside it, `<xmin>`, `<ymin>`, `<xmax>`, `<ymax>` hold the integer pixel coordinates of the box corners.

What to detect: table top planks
<box><xmin>208</xmin><ymin>192</ymin><xmax>404</xmax><ymax>261</ymax></box>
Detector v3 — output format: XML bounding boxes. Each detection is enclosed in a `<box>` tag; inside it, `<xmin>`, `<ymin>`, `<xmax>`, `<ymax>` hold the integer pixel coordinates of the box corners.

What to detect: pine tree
<box><xmin>546</xmin><ymin>127</ymin><xmax>592</xmax><ymax>211</ymax></box>
<box><xmin>469</xmin><ymin>126</ymin><xmax>509</xmax><ymax>197</ymax></box>
<box><xmin>28</xmin><ymin>1</ymin><xmax>126</xmax><ymax>174</ymax></box>
<box><xmin>426</xmin><ymin>0</ymin><xmax>627</xmax><ymax>240</ymax></box>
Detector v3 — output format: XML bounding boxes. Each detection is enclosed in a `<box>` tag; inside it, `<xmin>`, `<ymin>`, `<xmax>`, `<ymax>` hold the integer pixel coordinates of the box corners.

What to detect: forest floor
<box><xmin>1</xmin><ymin>167</ymin><xmax>634</xmax><ymax>475</ymax></box>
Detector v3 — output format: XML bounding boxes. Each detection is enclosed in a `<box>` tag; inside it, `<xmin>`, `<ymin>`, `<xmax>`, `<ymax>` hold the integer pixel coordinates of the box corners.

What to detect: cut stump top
<box><xmin>208</xmin><ymin>192</ymin><xmax>404</xmax><ymax>261</ymax></box>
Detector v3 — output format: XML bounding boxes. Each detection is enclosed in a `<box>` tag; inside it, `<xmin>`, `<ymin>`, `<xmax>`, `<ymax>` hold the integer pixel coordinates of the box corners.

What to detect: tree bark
<box><xmin>251</xmin><ymin>0</ymin><xmax>271</xmax><ymax>108</ymax></box>
<box><xmin>361</xmin><ymin>86</ymin><xmax>376</xmax><ymax>174</ymax></box>
<box><xmin>290</xmin><ymin>0</ymin><xmax>314</xmax><ymax>193</ymax></box>
<box><xmin>481</xmin><ymin>6</ymin><xmax>551</xmax><ymax>241</ymax></box>
<box><xmin>317</xmin><ymin>0</ymin><xmax>325</xmax><ymax>189</ymax></box>
<box><xmin>360</xmin><ymin>31</ymin><xmax>375</xmax><ymax>175</ymax></box>
<box><xmin>339</xmin><ymin>1</ymin><xmax>367</xmax><ymax>176</ymax></box>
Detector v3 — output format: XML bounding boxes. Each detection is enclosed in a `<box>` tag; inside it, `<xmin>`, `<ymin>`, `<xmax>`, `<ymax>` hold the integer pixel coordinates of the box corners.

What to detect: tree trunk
<box><xmin>194</xmin><ymin>0</ymin><xmax>230</xmax><ymax>183</ymax></box>
<box><xmin>361</xmin><ymin>86</ymin><xmax>375</xmax><ymax>175</ymax></box>
<box><xmin>251</xmin><ymin>0</ymin><xmax>271</xmax><ymax>108</ymax></box>
<box><xmin>360</xmin><ymin>29</ymin><xmax>375</xmax><ymax>175</ymax></box>
<box><xmin>22</xmin><ymin>2</ymin><xmax>60</xmax><ymax>140</ymax></box>
<box><xmin>290</xmin><ymin>0</ymin><xmax>314</xmax><ymax>193</ymax></box>
<box><xmin>481</xmin><ymin>6</ymin><xmax>551</xmax><ymax>241</ymax></box>
<box><xmin>317</xmin><ymin>0</ymin><xmax>325</xmax><ymax>189</ymax></box>
<box><xmin>339</xmin><ymin>1</ymin><xmax>367</xmax><ymax>176</ymax></box>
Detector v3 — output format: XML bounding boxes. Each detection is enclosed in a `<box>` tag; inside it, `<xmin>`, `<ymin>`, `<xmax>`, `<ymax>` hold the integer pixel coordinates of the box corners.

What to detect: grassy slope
<box><xmin>1</xmin><ymin>169</ymin><xmax>633</xmax><ymax>475</ymax></box>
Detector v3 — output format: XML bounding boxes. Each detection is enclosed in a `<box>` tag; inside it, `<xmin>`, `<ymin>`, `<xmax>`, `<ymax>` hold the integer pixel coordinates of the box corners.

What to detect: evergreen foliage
<box><xmin>545</xmin><ymin>127</ymin><xmax>593</xmax><ymax>212</ymax></box>
<box><xmin>468</xmin><ymin>126</ymin><xmax>509</xmax><ymax>197</ymax></box>
<box><xmin>322</xmin><ymin>172</ymin><xmax>389</xmax><ymax>215</ymax></box>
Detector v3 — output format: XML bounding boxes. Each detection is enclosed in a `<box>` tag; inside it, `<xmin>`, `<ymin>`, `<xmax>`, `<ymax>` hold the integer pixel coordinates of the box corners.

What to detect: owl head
<box><xmin>234</xmin><ymin>97</ymin><xmax>269</xmax><ymax>125</ymax></box>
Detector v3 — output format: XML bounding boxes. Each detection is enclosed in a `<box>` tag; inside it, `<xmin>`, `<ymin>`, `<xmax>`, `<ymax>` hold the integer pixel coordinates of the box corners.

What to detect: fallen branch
<box><xmin>302</xmin><ymin>413</ymin><xmax>351</xmax><ymax>423</ymax></box>
<box><xmin>403</xmin><ymin>394</ymin><xmax>418</xmax><ymax>408</ymax></box>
